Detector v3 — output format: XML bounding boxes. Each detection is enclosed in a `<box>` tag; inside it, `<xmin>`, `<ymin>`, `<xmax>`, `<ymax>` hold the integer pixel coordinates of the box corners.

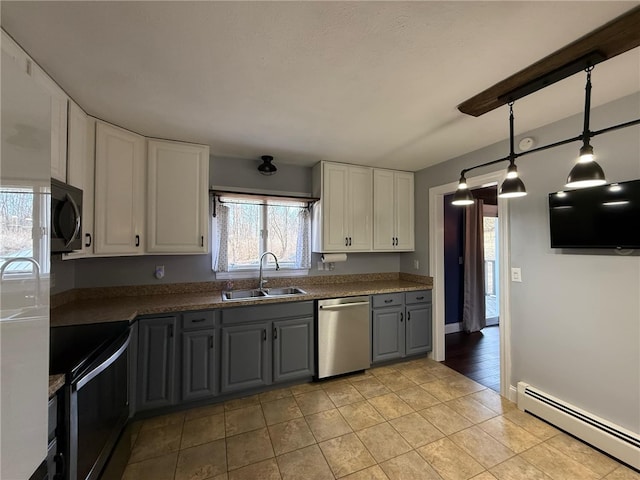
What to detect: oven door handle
<box><xmin>76</xmin><ymin>332</ymin><xmax>129</xmax><ymax>390</ymax></box>
<box><xmin>64</xmin><ymin>192</ymin><xmax>81</xmax><ymax>248</ymax></box>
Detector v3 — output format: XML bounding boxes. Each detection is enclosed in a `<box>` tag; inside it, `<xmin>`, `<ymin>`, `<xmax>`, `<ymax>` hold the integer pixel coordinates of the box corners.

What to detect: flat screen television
<box><xmin>548</xmin><ymin>179</ymin><xmax>640</xmax><ymax>249</ymax></box>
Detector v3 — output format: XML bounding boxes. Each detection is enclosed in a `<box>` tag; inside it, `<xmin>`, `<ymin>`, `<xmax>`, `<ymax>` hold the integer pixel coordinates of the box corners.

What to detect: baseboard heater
<box><xmin>517</xmin><ymin>382</ymin><xmax>640</xmax><ymax>470</ymax></box>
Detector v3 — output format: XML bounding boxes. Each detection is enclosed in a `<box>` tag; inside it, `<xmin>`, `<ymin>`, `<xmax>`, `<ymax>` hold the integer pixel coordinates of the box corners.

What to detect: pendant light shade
<box><xmin>566</xmin><ymin>157</ymin><xmax>606</xmax><ymax>188</ymax></box>
<box><xmin>452</xmin><ymin>174</ymin><xmax>474</xmax><ymax>205</ymax></box>
<box><xmin>258</xmin><ymin>155</ymin><xmax>277</xmax><ymax>175</ymax></box>
<box><xmin>566</xmin><ymin>68</ymin><xmax>606</xmax><ymax>189</ymax></box>
<box><xmin>452</xmin><ymin>186</ymin><xmax>474</xmax><ymax>205</ymax></box>
<box><xmin>499</xmin><ymin>175</ymin><xmax>527</xmax><ymax>198</ymax></box>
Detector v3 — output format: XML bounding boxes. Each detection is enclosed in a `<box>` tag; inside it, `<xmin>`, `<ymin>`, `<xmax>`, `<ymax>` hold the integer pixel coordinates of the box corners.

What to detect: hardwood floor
<box><xmin>443</xmin><ymin>325</ymin><xmax>500</xmax><ymax>392</ymax></box>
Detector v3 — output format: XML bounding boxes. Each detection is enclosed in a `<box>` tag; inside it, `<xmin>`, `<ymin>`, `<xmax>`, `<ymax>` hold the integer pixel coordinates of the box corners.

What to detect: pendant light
<box><xmin>451</xmin><ymin>173</ymin><xmax>474</xmax><ymax>205</ymax></box>
<box><xmin>566</xmin><ymin>67</ymin><xmax>606</xmax><ymax>188</ymax></box>
<box><xmin>258</xmin><ymin>155</ymin><xmax>277</xmax><ymax>175</ymax></box>
<box><xmin>499</xmin><ymin>103</ymin><xmax>527</xmax><ymax>198</ymax></box>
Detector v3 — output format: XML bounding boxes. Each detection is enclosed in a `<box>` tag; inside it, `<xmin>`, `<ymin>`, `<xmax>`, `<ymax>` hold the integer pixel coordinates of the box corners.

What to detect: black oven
<box><xmin>51</xmin><ymin>322</ymin><xmax>130</xmax><ymax>480</ymax></box>
<box><xmin>51</xmin><ymin>178</ymin><xmax>83</xmax><ymax>253</ymax></box>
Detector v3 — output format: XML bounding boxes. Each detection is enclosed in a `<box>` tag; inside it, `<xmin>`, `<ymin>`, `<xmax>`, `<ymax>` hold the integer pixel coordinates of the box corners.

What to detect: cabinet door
<box><xmin>221</xmin><ymin>323</ymin><xmax>270</xmax><ymax>393</ymax></box>
<box><xmin>394</xmin><ymin>171</ymin><xmax>415</xmax><ymax>251</ymax></box>
<box><xmin>373</xmin><ymin>169</ymin><xmax>395</xmax><ymax>250</ymax></box>
<box><xmin>137</xmin><ymin>317</ymin><xmax>177</xmax><ymax>411</ymax></box>
<box><xmin>64</xmin><ymin>103</ymin><xmax>95</xmax><ymax>258</ymax></box>
<box><xmin>32</xmin><ymin>64</ymin><xmax>68</xmax><ymax>182</ymax></box>
<box><xmin>147</xmin><ymin>139</ymin><xmax>209</xmax><ymax>253</ymax></box>
<box><xmin>273</xmin><ymin>317</ymin><xmax>314</xmax><ymax>383</ymax></box>
<box><xmin>182</xmin><ymin>329</ymin><xmax>217</xmax><ymax>402</ymax></box>
<box><xmin>348</xmin><ymin>165</ymin><xmax>373</xmax><ymax>251</ymax></box>
<box><xmin>405</xmin><ymin>303</ymin><xmax>432</xmax><ymax>356</ymax></box>
<box><xmin>94</xmin><ymin>121</ymin><xmax>145</xmax><ymax>254</ymax></box>
<box><xmin>321</xmin><ymin>162</ymin><xmax>349</xmax><ymax>251</ymax></box>
<box><xmin>371</xmin><ymin>307</ymin><xmax>405</xmax><ymax>363</ymax></box>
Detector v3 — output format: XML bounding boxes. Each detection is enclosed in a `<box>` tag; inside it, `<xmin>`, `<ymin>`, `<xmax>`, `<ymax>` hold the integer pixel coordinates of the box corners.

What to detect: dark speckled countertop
<box><xmin>49</xmin><ymin>374</ymin><xmax>65</xmax><ymax>397</ymax></box>
<box><xmin>50</xmin><ymin>275</ymin><xmax>432</xmax><ymax>328</ymax></box>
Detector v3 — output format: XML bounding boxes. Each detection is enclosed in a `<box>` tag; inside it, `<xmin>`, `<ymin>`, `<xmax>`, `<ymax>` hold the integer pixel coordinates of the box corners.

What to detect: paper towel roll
<box><xmin>321</xmin><ymin>253</ymin><xmax>347</xmax><ymax>263</ymax></box>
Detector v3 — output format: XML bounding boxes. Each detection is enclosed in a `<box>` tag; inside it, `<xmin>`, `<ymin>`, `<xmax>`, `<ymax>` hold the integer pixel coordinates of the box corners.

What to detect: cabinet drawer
<box><xmin>182</xmin><ymin>311</ymin><xmax>215</xmax><ymax>330</ymax></box>
<box><xmin>371</xmin><ymin>293</ymin><xmax>404</xmax><ymax>308</ymax></box>
<box><xmin>405</xmin><ymin>290</ymin><xmax>431</xmax><ymax>305</ymax></box>
<box><xmin>48</xmin><ymin>396</ymin><xmax>57</xmax><ymax>443</ymax></box>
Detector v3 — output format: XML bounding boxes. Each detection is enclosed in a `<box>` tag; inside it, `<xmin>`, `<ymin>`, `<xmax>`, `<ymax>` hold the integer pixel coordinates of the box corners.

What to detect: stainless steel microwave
<box><xmin>51</xmin><ymin>178</ymin><xmax>83</xmax><ymax>253</ymax></box>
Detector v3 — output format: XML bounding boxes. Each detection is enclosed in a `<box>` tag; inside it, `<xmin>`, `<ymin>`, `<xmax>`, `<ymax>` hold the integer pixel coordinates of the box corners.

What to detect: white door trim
<box><xmin>428</xmin><ymin>171</ymin><xmax>513</xmax><ymax>399</ymax></box>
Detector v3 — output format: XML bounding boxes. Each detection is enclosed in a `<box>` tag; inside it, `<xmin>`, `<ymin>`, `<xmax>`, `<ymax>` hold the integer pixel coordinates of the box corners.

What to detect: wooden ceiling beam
<box><xmin>458</xmin><ymin>6</ymin><xmax>640</xmax><ymax>117</ymax></box>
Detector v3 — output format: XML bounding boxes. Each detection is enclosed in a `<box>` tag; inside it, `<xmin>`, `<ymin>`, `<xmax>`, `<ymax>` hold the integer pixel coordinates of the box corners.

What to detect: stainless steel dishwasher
<box><xmin>317</xmin><ymin>296</ymin><xmax>370</xmax><ymax>379</ymax></box>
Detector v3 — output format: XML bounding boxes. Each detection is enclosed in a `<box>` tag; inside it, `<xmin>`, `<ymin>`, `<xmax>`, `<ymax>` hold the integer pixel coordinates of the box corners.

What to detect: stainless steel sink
<box><xmin>222</xmin><ymin>286</ymin><xmax>307</xmax><ymax>301</ymax></box>
<box><xmin>222</xmin><ymin>289</ymin><xmax>267</xmax><ymax>300</ymax></box>
<box><xmin>265</xmin><ymin>287</ymin><xmax>307</xmax><ymax>296</ymax></box>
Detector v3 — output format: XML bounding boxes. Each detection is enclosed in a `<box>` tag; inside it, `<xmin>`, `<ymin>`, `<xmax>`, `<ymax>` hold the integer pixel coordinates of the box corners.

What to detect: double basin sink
<box><xmin>222</xmin><ymin>287</ymin><xmax>307</xmax><ymax>301</ymax></box>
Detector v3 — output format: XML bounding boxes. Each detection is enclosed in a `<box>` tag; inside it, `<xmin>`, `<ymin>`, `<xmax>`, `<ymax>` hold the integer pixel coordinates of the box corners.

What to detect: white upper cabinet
<box><xmin>31</xmin><ymin>63</ymin><xmax>68</xmax><ymax>182</ymax></box>
<box><xmin>373</xmin><ymin>169</ymin><xmax>414</xmax><ymax>251</ymax></box>
<box><xmin>64</xmin><ymin>102</ymin><xmax>95</xmax><ymax>258</ymax></box>
<box><xmin>146</xmin><ymin>139</ymin><xmax>210</xmax><ymax>254</ymax></box>
<box><xmin>312</xmin><ymin>161</ymin><xmax>372</xmax><ymax>252</ymax></box>
<box><xmin>94</xmin><ymin>121</ymin><xmax>146</xmax><ymax>255</ymax></box>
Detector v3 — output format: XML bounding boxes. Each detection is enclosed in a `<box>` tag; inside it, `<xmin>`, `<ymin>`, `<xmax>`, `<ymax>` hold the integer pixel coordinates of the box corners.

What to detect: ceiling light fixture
<box><xmin>450</xmin><ymin>60</ymin><xmax>640</xmax><ymax>207</ymax></box>
<box><xmin>451</xmin><ymin>173</ymin><xmax>474</xmax><ymax>206</ymax></box>
<box><xmin>258</xmin><ymin>155</ymin><xmax>277</xmax><ymax>176</ymax></box>
<box><xmin>565</xmin><ymin>67</ymin><xmax>607</xmax><ymax>188</ymax></box>
<box><xmin>499</xmin><ymin>103</ymin><xmax>527</xmax><ymax>199</ymax></box>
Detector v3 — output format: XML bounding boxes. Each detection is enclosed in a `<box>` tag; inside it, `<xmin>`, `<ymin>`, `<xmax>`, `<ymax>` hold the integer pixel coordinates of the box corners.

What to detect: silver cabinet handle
<box><xmin>85</xmin><ymin>233</ymin><xmax>92</xmax><ymax>247</ymax></box>
<box><xmin>135</xmin><ymin>235</ymin><xmax>140</xmax><ymax>247</ymax></box>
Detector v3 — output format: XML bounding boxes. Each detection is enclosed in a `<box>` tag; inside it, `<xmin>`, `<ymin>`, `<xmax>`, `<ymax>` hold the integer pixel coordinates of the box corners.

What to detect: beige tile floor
<box><xmin>121</xmin><ymin>357</ymin><xmax>639</xmax><ymax>480</ymax></box>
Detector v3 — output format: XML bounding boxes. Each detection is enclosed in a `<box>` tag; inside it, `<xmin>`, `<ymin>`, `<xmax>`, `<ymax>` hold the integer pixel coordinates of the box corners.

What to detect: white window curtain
<box><xmin>295</xmin><ymin>209</ymin><xmax>311</xmax><ymax>269</ymax></box>
<box><xmin>212</xmin><ymin>203</ymin><xmax>229</xmax><ymax>272</ymax></box>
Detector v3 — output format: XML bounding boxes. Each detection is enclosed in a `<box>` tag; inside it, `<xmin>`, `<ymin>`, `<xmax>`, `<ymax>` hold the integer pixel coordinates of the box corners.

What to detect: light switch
<box><xmin>511</xmin><ymin>267</ymin><xmax>522</xmax><ymax>282</ymax></box>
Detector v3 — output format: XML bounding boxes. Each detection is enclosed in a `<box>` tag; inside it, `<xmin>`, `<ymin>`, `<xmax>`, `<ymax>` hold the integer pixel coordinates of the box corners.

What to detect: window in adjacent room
<box><xmin>211</xmin><ymin>194</ymin><xmax>311</xmax><ymax>278</ymax></box>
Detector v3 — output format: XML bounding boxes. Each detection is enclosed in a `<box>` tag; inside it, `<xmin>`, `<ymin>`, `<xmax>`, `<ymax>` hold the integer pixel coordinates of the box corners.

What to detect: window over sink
<box><xmin>211</xmin><ymin>194</ymin><xmax>311</xmax><ymax>279</ymax></box>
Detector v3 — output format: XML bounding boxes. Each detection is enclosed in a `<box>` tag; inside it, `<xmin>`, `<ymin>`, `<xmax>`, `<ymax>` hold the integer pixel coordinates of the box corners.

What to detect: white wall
<box><xmin>407</xmin><ymin>92</ymin><xmax>640</xmax><ymax>433</ymax></box>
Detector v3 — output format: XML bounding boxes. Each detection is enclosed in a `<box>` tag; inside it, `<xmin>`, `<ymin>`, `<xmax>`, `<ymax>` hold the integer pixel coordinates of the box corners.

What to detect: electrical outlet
<box><xmin>413</xmin><ymin>259</ymin><xmax>419</xmax><ymax>270</ymax></box>
<box><xmin>155</xmin><ymin>265</ymin><xmax>165</xmax><ymax>279</ymax></box>
<box><xmin>511</xmin><ymin>267</ymin><xmax>522</xmax><ymax>282</ymax></box>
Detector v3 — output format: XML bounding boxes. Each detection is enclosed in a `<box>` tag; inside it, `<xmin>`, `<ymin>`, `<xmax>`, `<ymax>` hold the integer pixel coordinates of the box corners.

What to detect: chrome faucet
<box><xmin>258</xmin><ymin>251</ymin><xmax>280</xmax><ymax>291</ymax></box>
<box><xmin>0</xmin><ymin>257</ymin><xmax>41</xmax><ymax>305</ymax></box>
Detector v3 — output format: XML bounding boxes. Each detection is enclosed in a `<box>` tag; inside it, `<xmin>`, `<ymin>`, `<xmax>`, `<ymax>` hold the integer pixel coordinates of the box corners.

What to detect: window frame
<box><xmin>212</xmin><ymin>193</ymin><xmax>311</xmax><ymax>279</ymax></box>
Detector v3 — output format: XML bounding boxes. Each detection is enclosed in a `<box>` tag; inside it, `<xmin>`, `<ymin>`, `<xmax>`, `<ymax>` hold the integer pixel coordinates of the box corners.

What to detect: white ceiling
<box><xmin>2</xmin><ymin>1</ymin><xmax>639</xmax><ymax>172</ymax></box>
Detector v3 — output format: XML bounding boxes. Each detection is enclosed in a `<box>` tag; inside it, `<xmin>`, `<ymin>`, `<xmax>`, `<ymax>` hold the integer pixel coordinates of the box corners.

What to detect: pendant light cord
<box><xmin>582</xmin><ymin>67</ymin><xmax>594</xmax><ymax>145</ymax></box>
<box><xmin>509</xmin><ymin>102</ymin><xmax>515</xmax><ymax>164</ymax></box>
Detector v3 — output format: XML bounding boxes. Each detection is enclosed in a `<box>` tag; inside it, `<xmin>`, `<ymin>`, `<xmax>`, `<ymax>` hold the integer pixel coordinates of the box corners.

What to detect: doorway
<box><xmin>441</xmin><ymin>186</ymin><xmax>500</xmax><ymax>392</ymax></box>
<box><xmin>429</xmin><ymin>171</ymin><xmax>513</xmax><ymax>400</ymax></box>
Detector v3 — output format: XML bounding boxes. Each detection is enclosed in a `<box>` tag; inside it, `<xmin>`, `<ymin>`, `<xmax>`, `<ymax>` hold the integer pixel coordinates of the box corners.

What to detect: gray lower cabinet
<box><xmin>273</xmin><ymin>317</ymin><xmax>314</xmax><ymax>382</ymax></box>
<box><xmin>220</xmin><ymin>301</ymin><xmax>314</xmax><ymax>394</ymax></box>
<box><xmin>182</xmin><ymin>329</ymin><xmax>217</xmax><ymax>402</ymax></box>
<box><xmin>371</xmin><ymin>306</ymin><xmax>404</xmax><ymax>362</ymax></box>
<box><xmin>220</xmin><ymin>321</ymin><xmax>271</xmax><ymax>393</ymax></box>
<box><xmin>371</xmin><ymin>290</ymin><xmax>432</xmax><ymax>364</ymax></box>
<box><xmin>405</xmin><ymin>303</ymin><xmax>432</xmax><ymax>355</ymax></box>
<box><xmin>137</xmin><ymin>316</ymin><xmax>177</xmax><ymax>411</ymax></box>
